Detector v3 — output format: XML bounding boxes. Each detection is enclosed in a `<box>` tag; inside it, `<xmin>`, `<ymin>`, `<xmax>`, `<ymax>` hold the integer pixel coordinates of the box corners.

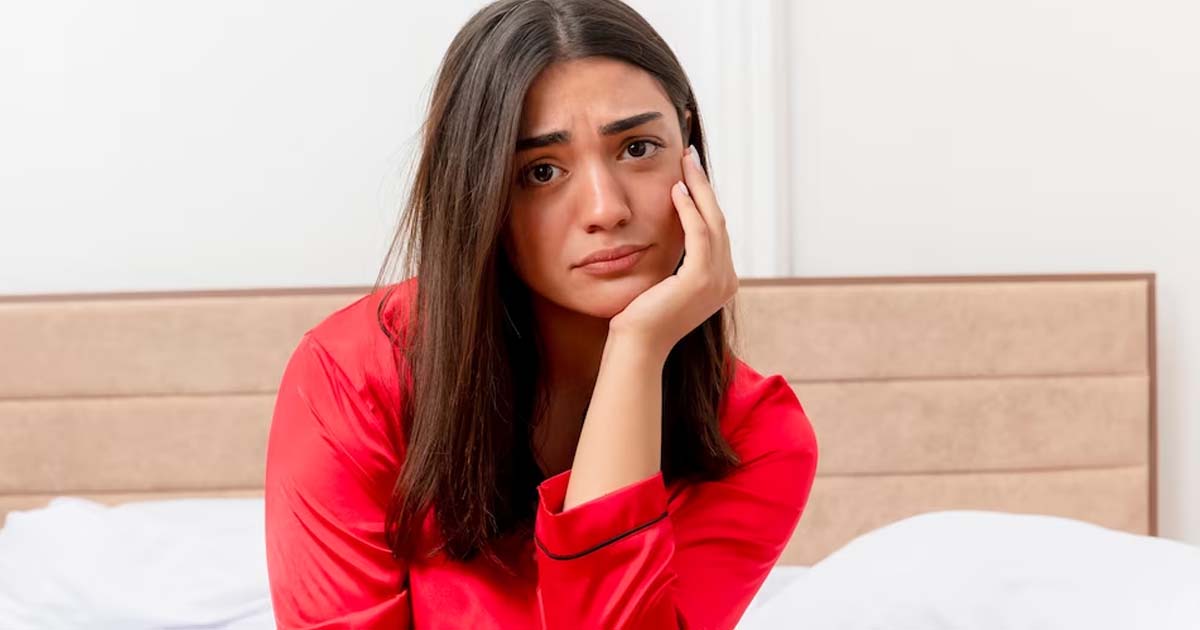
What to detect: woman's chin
<box><xmin>568</xmin><ymin>275</ymin><xmax>658</xmax><ymax>319</ymax></box>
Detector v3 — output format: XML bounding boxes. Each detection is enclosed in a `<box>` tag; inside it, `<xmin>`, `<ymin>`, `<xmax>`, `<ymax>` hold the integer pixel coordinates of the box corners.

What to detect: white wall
<box><xmin>0</xmin><ymin>0</ymin><xmax>789</xmax><ymax>291</ymax></box>
<box><xmin>2</xmin><ymin>1</ymin><xmax>1195</xmax><ymax>544</ymax></box>
<box><xmin>785</xmin><ymin>0</ymin><xmax>1200</xmax><ymax>545</ymax></box>
<box><xmin>0</xmin><ymin>1</ymin><xmax>482</xmax><ymax>292</ymax></box>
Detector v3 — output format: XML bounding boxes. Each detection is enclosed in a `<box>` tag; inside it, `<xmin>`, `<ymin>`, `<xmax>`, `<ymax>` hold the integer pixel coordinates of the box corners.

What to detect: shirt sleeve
<box><xmin>531</xmin><ymin>372</ymin><xmax>818</xmax><ymax>630</ymax></box>
<box><xmin>264</xmin><ymin>333</ymin><xmax>412</xmax><ymax>629</ymax></box>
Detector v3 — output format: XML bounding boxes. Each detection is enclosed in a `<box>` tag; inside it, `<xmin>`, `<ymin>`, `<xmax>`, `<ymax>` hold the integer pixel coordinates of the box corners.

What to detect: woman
<box><xmin>263</xmin><ymin>0</ymin><xmax>818</xmax><ymax>628</ymax></box>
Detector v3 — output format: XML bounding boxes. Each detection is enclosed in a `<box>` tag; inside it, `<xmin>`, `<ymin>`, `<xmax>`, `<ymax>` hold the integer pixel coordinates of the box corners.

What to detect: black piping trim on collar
<box><xmin>534</xmin><ymin>510</ymin><xmax>669</xmax><ymax>561</ymax></box>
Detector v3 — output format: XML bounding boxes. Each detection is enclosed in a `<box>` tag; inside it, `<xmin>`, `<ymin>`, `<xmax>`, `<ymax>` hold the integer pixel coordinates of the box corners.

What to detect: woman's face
<box><xmin>504</xmin><ymin>56</ymin><xmax>691</xmax><ymax>320</ymax></box>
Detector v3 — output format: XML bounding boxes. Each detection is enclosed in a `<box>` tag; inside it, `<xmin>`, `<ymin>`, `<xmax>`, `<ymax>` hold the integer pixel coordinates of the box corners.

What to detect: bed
<box><xmin>3</xmin><ymin>272</ymin><xmax>1196</xmax><ymax>629</ymax></box>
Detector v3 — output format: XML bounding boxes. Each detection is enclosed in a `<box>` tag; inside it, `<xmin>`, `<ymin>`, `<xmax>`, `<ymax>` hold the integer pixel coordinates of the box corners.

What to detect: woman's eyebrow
<box><xmin>515</xmin><ymin>111</ymin><xmax>663</xmax><ymax>152</ymax></box>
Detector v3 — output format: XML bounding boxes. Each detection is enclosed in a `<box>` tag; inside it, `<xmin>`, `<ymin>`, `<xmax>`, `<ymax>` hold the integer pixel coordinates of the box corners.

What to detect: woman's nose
<box><xmin>578</xmin><ymin>160</ymin><xmax>632</xmax><ymax>232</ymax></box>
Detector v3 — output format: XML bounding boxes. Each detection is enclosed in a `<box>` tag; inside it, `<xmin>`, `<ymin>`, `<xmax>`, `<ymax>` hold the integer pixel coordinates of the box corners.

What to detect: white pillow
<box><xmin>738</xmin><ymin>510</ymin><xmax>1200</xmax><ymax>630</ymax></box>
<box><xmin>0</xmin><ymin>497</ymin><xmax>273</xmax><ymax>630</ymax></box>
<box><xmin>743</xmin><ymin>565</ymin><xmax>811</xmax><ymax>614</ymax></box>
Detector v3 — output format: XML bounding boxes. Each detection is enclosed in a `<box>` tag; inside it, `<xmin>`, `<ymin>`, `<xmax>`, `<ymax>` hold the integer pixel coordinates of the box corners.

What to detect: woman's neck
<box><xmin>526</xmin><ymin>294</ymin><xmax>611</xmax><ymax>476</ymax></box>
<box><xmin>530</xmin><ymin>293</ymin><xmax>608</xmax><ymax>394</ymax></box>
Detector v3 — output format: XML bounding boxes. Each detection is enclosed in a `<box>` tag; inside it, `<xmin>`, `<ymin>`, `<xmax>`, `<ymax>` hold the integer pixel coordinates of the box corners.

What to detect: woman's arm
<box><xmin>533</xmin><ymin>366</ymin><xmax>818</xmax><ymax>630</ymax></box>
<box><xmin>562</xmin><ymin>330</ymin><xmax>665</xmax><ymax>511</ymax></box>
<box><xmin>264</xmin><ymin>334</ymin><xmax>412</xmax><ymax>629</ymax></box>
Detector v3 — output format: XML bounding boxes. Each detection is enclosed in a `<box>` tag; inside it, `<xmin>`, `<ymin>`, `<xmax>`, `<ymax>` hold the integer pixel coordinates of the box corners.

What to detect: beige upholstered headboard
<box><xmin>0</xmin><ymin>273</ymin><xmax>1156</xmax><ymax>566</ymax></box>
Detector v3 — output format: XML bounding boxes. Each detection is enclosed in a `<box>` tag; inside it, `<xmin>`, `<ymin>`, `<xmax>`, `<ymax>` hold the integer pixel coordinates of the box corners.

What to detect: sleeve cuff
<box><xmin>534</xmin><ymin>468</ymin><xmax>669</xmax><ymax>560</ymax></box>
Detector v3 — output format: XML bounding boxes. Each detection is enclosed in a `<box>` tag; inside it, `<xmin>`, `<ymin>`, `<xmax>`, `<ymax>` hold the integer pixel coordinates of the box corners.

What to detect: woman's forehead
<box><xmin>518</xmin><ymin>58</ymin><xmax>673</xmax><ymax>135</ymax></box>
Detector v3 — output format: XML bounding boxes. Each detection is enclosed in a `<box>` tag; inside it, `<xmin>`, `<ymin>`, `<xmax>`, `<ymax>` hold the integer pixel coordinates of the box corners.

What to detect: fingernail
<box><xmin>676</xmin><ymin>180</ymin><xmax>690</xmax><ymax>196</ymax></box>
<box><xmin>687</xmin><ymin>144</ymin><xmax>702</xmax><ymax>169</ymax></box>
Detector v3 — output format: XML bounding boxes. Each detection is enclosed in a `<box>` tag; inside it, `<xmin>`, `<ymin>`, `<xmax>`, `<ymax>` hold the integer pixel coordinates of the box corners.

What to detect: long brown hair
<box><xmin>373</xmin><ymin>0</ymin><xmax>741</xmax><ymax>573</ymax></box>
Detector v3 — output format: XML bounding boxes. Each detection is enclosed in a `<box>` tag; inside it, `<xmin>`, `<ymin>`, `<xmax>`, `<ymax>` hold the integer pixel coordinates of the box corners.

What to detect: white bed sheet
<box><xmin>0</xmin><ymin>497</ymin><xmax>273</xmax><ymax>629</ymax></box>
<box><xmin>4</xmin><ymin>500</ymin><xmax>1198</xmax><ymax>630</ymax></box>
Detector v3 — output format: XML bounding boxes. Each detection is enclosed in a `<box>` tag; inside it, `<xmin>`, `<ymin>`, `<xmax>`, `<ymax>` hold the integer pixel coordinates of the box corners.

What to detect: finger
<box><xmin>681</xmin><ymin>145</ymin><xmax>732</xmax><ymax>265</ymax></box>
<box><xmin>681</xmin><ymin>145</ymin><xmax>727</xmax><ymax>233</ymax></box>
<box><xmin>671</xmin><ymin>180</ymin><xmax>710</xmax><ymax>272</ymax></box>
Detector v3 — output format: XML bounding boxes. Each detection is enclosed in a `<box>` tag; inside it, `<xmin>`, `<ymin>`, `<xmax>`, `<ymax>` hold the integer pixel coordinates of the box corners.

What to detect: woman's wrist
<box><xmin>602</xmin><ymin>325</ymin><xmax>671</xmax><ymax>370</ymax></box>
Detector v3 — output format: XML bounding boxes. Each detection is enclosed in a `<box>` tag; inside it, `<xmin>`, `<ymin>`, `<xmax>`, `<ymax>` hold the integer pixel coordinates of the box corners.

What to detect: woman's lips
<box><xmin>575</xmin><ymin>245</ymin><xmax>650</xmax><ymax>275</ymax></box>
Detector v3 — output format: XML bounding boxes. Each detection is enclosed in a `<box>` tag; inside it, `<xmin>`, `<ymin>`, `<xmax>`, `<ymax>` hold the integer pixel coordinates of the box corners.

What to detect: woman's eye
<box><xmin>522</xmin><ymin>163</ymin><xmax>560</xmax><ymax>187</ymax></box>
<box><xmin>623</xmin><ymin>139</ymin><xmax>664</xmax><ymax>160</ymax></box>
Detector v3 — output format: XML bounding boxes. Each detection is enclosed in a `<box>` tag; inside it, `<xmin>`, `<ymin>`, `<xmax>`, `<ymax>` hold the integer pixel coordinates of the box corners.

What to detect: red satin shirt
<box><xmin>264</xmin><ymin>278</ymin><xmax>819</xmax><ymax>629</ymax></box>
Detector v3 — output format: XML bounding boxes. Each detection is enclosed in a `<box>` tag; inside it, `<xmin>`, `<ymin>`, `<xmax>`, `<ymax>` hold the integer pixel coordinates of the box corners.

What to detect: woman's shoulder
<box><xmin>719</xmin><ymin>357</ymin><xmax>818</xmax><ymax>459</ymax></box>
<box><xmin>298</xmin><ymin>276</ymin><xmax>418</xmax><ymax>408</ymax></box>
<box><xmin>303</xmin><ymin>276</ymin><xmax>417</xmax><ymax>345</ymax></box>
